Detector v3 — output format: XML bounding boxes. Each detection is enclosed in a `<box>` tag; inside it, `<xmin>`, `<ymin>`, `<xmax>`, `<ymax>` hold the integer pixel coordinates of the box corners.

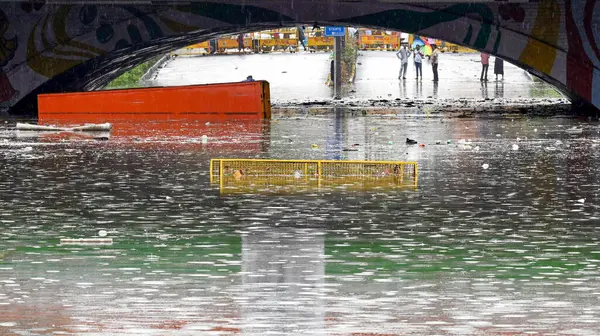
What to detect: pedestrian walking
<box><xmin>431</xmin><ymin>44</ymin><xmax>440</xmax><ymax>82</ymax></box>
<box><xmin>480</xmin><ymin>53</ymin><xmax>490</xmax><ymax>81</ymax></box>
<box><xmin>494</xmin><ymin>57</ymin><xmax>504</xmax><ymax>80</ymax></box>
<box><xmin>298</xmin><ymin>26</ymin><xmax>307</xmax><ymax>51</ymax></box>
<box><xmin>413</xmin><ymin>45</ymin><xmax>424</xmax><ymax>80</ymax></box>
<box><xmin>396</xmin><ymin>44</ymin><xmax>409</xmax><ymax>79</ymax></box>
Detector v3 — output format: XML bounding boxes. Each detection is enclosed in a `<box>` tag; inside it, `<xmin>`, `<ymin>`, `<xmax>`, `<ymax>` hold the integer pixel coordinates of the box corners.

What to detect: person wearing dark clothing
<box><xmin>237</xmin><ymin>34</ymin><xmax>244</xmax><ymax>52</ymax></box>
<box><xmin>494</xmin><ymin>57</ymin><xmax>504</xmax><ymax>80</ymax></box>
<box><xmin>298</xmin><ymin>26</ymin><xmax>307</xmax><ymax>51</ymax></box>
<box><xmin>209</xmin><ymin>39</ymin><xmax>217</xmax><ymax>54</ymax></box>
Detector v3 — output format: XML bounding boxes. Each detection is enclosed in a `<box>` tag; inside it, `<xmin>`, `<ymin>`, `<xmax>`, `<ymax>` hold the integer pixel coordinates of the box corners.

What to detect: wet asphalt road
<box><xmin>351</xmin><ymin>51</ymin><xmax>561</xmax><ymax>100</ymax></box>
<box><xmin>151</xmin><ymin>51</ymin><xmax>561</xmax><ymax>104</ymax></box>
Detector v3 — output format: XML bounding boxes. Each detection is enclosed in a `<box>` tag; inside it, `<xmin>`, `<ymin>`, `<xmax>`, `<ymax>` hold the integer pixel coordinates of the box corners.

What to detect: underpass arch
<box><xmin>1</xmin><ymin>1</ymin><xmax>597</xmax><ymax>116</ymax></box>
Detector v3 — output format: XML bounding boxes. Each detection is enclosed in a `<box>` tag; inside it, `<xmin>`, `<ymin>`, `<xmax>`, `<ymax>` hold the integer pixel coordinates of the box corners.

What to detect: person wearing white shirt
<box><xmin>396</xmin><ymin>44</ymin><xmax>409</xmax><ymax>80</ymax></box>
<box><xmin>413</xmin><ymin>45</ymin><xmax>424</xmax><ymax>80</ymax></box>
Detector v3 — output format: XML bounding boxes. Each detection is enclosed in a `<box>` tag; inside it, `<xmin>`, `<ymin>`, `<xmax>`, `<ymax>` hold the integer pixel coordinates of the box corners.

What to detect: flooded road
<box><xmin>2</xmin><ymin>114</ymin><xmax>600</xmax><ymax>335</ymax></box>
<box><xmin>150</xmin><ymin>52</ymin><xmax>562</xmax><ymax>104</ymax></box>
<box><xmin>352</xmin><ymin>51</ymin><xmax>562</xmax><ymax>100</ymax></box>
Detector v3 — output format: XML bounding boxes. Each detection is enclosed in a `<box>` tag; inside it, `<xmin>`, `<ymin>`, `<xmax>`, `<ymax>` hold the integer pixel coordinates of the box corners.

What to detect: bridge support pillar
<box><xmin>334</xmin><ymin>36</ymin><xmax>343</xmax><ymax>99</ymax></box>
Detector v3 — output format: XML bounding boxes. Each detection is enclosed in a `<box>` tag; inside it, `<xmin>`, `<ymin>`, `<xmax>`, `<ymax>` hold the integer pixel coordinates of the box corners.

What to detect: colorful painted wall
<box><xmin>0</xmin><ymin>1</ymin><xmax>598</xmax><ymax>114</ymax></box>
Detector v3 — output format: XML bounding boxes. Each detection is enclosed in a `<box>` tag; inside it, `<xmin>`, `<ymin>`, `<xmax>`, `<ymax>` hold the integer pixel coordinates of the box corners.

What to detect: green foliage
<box><xmin>104</xmin><ymin>57</ymin><xmax>159</xmax><ymax>89</ymax></box>
<box><xmin>341</xmin><ymin>35</ymin><xmax>358</xmax><ymax>83</ymax></box>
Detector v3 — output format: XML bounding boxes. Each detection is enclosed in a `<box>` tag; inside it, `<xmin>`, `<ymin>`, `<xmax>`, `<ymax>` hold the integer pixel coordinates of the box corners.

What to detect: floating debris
<box><xmin>60</xmin><ymin>238</ymin><xmax>113</xmax><ymax>245</ymax></box>
<box><xmin>16</xmin><ymin>123</ymin><xmax>112</xmax><ymax>132</ymax></box>
<box><xmin>566</xmin><ymin>127</ymin><xmax>583</xmax><ymax>135</ymax></box>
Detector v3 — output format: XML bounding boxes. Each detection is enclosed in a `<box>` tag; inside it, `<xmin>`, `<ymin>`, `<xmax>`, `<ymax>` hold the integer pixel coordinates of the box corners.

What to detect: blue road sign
<box><xmin>324</xmin><ymin>26</ymin><xmax>345</xmax><ymax>37</ymax></box>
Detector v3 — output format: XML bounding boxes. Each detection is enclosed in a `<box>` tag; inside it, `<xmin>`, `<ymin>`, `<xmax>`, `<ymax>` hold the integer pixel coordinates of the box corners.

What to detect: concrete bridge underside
<box><xmin>0</xmin><ymin>0</ymin><xmax>598</xmax><ymax>116</ymax></box>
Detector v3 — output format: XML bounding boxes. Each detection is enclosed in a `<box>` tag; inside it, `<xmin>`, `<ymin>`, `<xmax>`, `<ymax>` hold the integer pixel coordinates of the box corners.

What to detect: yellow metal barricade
<box><xmin>308</xmin><ymin>36</ymin><xmax>334</xmax><ymax>50</ymax></box>
<box><xmin>210</xmin><ymin>159</ymin><xmax>418</xmax><ymax>194</ymax></box>
<box><xmin>359</xmin><ymin>34</ymin><xmax>400</xmax><ymax>51</ymax></box>
<box><xmin>217</xmin><ymin>37</ymin><xmax>252</xmax><ymax>52</ymax></box>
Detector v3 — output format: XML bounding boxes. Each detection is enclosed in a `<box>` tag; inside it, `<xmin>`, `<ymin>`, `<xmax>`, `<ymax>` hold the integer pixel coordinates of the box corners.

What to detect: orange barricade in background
<box><xmin>38</xmin><ymin>81</ymin><xmax>271</xmax><ymax>123</ymax></box>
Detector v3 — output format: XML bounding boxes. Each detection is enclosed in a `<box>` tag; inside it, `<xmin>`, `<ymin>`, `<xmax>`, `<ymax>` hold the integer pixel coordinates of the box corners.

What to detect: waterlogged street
<box><xmin>151</xmin><ymin>51</ymin><xmax>562</xmax><ymax>104</ymax></box>
<box><xmin>2</xmin><ymin>114</ymin><xmax>600</xmax><ymax>335</ymax></box>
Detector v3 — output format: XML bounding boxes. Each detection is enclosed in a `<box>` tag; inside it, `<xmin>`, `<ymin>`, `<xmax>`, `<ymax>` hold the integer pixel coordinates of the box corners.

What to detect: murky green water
<box><xmin>1</xmin><ymin>114</ymin><xmax>600</xmax><ymax>335</ymax></box>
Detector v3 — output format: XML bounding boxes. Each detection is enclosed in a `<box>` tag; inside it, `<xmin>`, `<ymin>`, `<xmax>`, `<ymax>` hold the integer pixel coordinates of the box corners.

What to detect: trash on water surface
<box><xmin>201</xmin><ymin>135</ymin><xmax>208</xmax><ymax>144</ymax></box>
<box><xmin>512</xmin><ymin>144</ymin><xmax>519</xmax><ymax>150</ymax></box>
<box><xmin>98</xmin><ymin>230</ymin><xmax>107</xmax><ymax>237</ymax></box>
<box><xmin>60</xmin><ymin>238</ymin><xmax>113</xmax><ymax>245</ymax></box>
<box><xmin>311</xmin><ymin>144</ymin><xmax>319</xmax><ymax>149</ymax></box>
<box><xmin>482</xmin><ymin>163</ymin><xmax>489</xmax><ymax>170</ymax></box>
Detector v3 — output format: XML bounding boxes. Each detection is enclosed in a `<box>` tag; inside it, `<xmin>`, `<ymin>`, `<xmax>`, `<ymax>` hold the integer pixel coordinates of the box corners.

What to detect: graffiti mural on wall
<box><xmin>0</xmin><ymin>1</ymin><xmax>598</xmax><ymax>112</ymax></box>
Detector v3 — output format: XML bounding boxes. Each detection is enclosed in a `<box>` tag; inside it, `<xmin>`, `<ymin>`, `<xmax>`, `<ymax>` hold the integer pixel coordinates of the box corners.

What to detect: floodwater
<box><xmin>151</xmin><ymin>52</ymin><xmax>562</xmax><ymax>103</ymax></box>
<box><xmin>1</xmin><ymin>113</ymin><xmax>600</xmax><ymax>335</ymax></box>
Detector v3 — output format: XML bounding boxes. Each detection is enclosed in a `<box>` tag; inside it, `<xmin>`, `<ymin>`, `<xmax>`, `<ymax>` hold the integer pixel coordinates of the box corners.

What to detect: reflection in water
<box><xmin>2</xmin><ymin>116</ymin><xmax>600</xmax><ymax>335</ymax></box>
<box><xmin>399</xmin><ymin>79</ymin><xmax>407</xmax><ymax>98</ymax></box>
<box><xmin>480</xmin><ymin>80</ymin><xmax>489</xmax><ymax>99</ymax></box>
<box><xmin>433</xmin><ymin>81</ymin><xmax>439</xmax><ymax>98</ymax></box>
<box><xmin>241</xmin><ymin>227</ymin><xmax>325</xmax><ymax>335</ymax></box>
<box><xmin>415</xmin><ymin>79</ymin><xmax>423</xmax><ymax>98</ymax></box>
<box><xmin>495</xmin><ymin>80</ymin><xmax>504</xmax><ymax>98</ymax></box>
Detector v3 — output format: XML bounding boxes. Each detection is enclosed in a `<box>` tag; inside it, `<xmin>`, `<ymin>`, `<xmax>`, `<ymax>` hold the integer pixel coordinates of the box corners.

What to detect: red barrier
<box><xmin>38</xmin><ymin>81</ymin><xmax>271</xmax><ymax>123</ymax></box>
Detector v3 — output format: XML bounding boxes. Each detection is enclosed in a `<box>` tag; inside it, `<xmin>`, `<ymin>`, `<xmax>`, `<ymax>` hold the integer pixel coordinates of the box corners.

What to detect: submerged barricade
<box><xmin>210</xmin><ymin>158</ymin><xmax>418</xmax><ymax>194</ymax></box>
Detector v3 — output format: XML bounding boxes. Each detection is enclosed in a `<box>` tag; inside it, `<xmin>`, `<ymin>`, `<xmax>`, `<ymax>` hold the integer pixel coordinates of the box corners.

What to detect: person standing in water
<box><xmin>431</xmin><ymin>44</ymin><xmax>440</xmax><ymax>82</ymax></box>
<box><xmin>396</xmin><ymin>44</ymin><xmax>409</xmax><ymax>79</ymax></box>
<box><xmin>494</xmin><ymin>56</ymin><xmax>504</xmax><ymax>80</ymax></box>
<box><xmin>480</xmin><ymin>53</ymin><xmax>490</xmax><ymax>81</ymax></box>
<box><xmin>413</xmin><ymin>45</ymin><xmax>424</xmax><ymax>80</ymax></box>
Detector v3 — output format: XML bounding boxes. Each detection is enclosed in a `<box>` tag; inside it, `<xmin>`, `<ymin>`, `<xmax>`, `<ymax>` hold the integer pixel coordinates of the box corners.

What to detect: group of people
<box><xmin>396</xmin><ymin>44</ymin><xmax>439</xmax><ymax>81</ymax></box>
<box><xmin>480</xmin><ymin>52</ymin><xmax>504</xmax><ymax>81</ymax></box>
<box><xmin>396</xmin><ymin>44</ymin><xmax>505</xmax><ymax>82</ymax></box>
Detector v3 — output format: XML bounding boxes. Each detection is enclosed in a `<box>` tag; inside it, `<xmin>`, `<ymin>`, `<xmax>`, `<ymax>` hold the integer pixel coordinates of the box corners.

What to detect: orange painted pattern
<box><xmin>38</xmin><ymin>81</ymin><xmax>271</xmax><ymax>123</ymax></box>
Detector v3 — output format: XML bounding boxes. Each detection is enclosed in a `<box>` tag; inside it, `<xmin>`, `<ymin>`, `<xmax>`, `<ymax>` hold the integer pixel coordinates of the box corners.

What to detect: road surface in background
<box><xmin>150</xmin><ymin>50</ymin><xmax>562</xmax><ymax>103</ymax></box>
<box><xmin>351</xmin><ymin>51</ymin><xmax>561</xmax><ymax>100</ymax></box>
<box><xmin>150</xmin><ymin>52</ymin><xmax>332</xmax><ymax>103</ymax></box>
